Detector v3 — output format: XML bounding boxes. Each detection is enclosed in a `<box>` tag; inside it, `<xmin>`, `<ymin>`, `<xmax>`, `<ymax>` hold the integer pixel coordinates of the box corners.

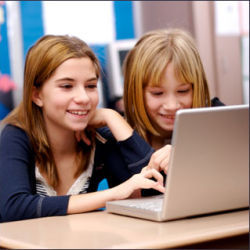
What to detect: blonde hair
<box><xmin>2</xmin><ymin>35</ymin><xmax>101</xmax><ymax>188</ymax></box>
<box><xmin>123</xmin><ymin>28</ymin><xmax>211</xmax><ymax>142</ymax></box>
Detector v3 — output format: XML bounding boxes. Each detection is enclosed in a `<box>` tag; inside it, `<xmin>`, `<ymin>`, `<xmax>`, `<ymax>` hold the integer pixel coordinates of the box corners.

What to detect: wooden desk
<box><xmin>0</xmin><ymin>209</ymin><xmax>249</xmax><ymax>249</ymax></box>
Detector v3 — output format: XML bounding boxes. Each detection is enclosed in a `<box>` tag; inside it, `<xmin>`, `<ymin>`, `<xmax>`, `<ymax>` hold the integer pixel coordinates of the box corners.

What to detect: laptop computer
<box><xmin>106</xmin><ymin>105</ymin><xmax>249</xmax><ymax>222</ymax></box>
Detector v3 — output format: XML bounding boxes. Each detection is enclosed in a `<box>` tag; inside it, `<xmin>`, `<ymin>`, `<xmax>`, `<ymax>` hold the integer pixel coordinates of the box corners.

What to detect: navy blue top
<box><xmin>0</xmin><ymin>125</ymin><xmax>153</xmax><ymax>222</ymax></box>
<box><xmin>0</xmin><ymin>97</ymin><xmax>225</xmax><ymax>222</ymax></box>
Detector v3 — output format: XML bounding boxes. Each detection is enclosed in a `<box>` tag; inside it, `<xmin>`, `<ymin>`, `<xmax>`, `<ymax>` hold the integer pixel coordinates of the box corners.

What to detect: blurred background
<box><xmin>0</xmin><ymin>1</ymin><xmax>249</xmax><ymax>121</ymax></box>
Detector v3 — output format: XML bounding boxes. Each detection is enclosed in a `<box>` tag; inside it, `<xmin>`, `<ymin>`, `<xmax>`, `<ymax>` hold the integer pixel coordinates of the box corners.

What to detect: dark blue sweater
<box><xmin>0</xmin><ymin>125</ymin><xmax>153</xmax><ymax>222</ymax></box>
<box><xmin>0</xmin><ymin>98</ymin><xmax>225</xmax><ymax>222</ymax></box>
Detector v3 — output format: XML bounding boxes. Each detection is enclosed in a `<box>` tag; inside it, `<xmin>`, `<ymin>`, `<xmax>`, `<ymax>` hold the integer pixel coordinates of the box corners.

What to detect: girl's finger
<box><xmin>80</xmin><ymin>132</ymin><xmax>91</xmax><ymax>145</ymax></box>
<box><xmin>143</xmin><ymin>168</ymin><xmax>164</xmax><ymax>185</ymax></box>
<box><xmin>142</xmin><ymin>178</ymin><xmax>165</xmax><ymax>193</ymax></box>
<box><xmin>159</xmin><ymin>154</ymin><xmax>170</xmax><ymax>173</ymax></box>
<box><xmin>75</xmin><ymin>131</ymin><xmax>81</xmax><ymax>142</ymax></box>
<box><xmin>147</xmin><ymin>144</ymin><xmax>172</xmax><ymax>171</ymax></box>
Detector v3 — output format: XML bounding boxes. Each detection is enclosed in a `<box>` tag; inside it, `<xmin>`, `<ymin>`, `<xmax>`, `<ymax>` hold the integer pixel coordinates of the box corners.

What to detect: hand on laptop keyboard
<box><xmin>144</xmin><ymin>144</ymin><xmax>172</xmax><ymax>174</ymax></box>
<box><xmin>112</xmin><ymin>168</ymin><xmax>165</xmax><ymax>201</ymax></box>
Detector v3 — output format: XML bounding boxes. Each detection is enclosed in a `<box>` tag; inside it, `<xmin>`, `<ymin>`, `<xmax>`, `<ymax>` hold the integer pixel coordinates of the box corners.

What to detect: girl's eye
<box><xmin>178</xmin><ymin>89</ymin><xmax>191</xmax><ymax>94</ymax></box>
<box><xmin>61</xmin><ymin>84</ymin><xmax>72</xmax><ymax>89</ymax></box>
<box><xmin>86</xmin><ymin>83</ymin><xmax>97</xmax><ymax>89</ymax></box>
<box><xmin>151</xmin><ymin>91</ymin><xmax>163</xmax><ymax>96</ymax></box>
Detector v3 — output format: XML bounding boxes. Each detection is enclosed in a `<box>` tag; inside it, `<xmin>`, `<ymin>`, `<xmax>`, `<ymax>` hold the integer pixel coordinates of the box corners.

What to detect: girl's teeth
<box><xmin>69</xmin><ymin>111</ymin><xmax>87</xmax><ymax>115</ymax></box>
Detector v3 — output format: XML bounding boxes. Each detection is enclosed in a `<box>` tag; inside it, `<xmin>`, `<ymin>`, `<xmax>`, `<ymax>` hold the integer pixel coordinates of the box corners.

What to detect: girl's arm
<box><xmin>67</xmin><ymin>168</ymin><xmax>165</xmax><ymax>214</ymax></box>
<box><xmin>0</xmin><ymin>125</ymin><xmax>70</xmax><ymax>222</ymax></box>
<box><xmin>89</xmin><ymin>109</ymin><xmax>172</xmax><ymax>174</ymax></box>
<box><xmin>77</xmin><ymin>109</ymin><xmax>171</xmax><ymax>175</ymax></box>
<box><xmin>97</xmin><ymin>108</ymin><xmax>133</xmax><ymax>141</ymax></box>
<box><xmin>76</xmin><ymin>108</ymin><xmax>133</xmax><ymax>144</ymax></box>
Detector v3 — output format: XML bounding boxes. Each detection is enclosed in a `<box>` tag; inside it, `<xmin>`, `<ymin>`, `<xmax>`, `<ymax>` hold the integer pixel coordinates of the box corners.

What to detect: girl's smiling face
<box><xmin>144</xmin><ymin>62</ymin><xmax>193</xmax><ymax>136</ymax></box>
<box><xmin>32</xmin><ymin>57</ymin><xmax>99</xmax><ymax>135</ymax></box>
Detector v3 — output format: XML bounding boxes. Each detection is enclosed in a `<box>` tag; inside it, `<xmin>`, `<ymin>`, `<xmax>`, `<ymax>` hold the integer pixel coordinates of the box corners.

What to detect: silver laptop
<box><xmin>106</xmin><ymin>105</ymin><xmax>249</xmax><ymax>221</ymax></box>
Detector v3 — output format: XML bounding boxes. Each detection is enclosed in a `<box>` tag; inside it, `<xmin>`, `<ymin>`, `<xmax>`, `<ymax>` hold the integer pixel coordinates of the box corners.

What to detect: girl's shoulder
<box><xmin>1</xmin><ymin>124</ymin><xmax>28</xmax><ymax>139</ymax></box>
<box><xmin>0</xmin><ymin>124</ymin><xmax>32</xmax><ymax>150</ymax></box>
<box><xmin>211</xmin><ymin>97</ymin><xmax>225</xmax><ymax>107</ymax></box>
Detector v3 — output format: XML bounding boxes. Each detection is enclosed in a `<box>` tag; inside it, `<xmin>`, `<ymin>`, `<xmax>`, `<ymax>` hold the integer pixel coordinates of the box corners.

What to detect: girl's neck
<box><xmin>45</xmin><ymin>124</ymin><xmax>77</xmax><ymax>156</ymax></box>
<box><xmin>46</xmin><ymin>127</ymin><xmax>80</xmax><ymax>192</ymax></box>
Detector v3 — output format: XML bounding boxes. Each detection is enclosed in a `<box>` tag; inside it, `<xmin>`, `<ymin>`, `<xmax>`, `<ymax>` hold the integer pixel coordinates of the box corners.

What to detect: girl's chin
<box><xmin>158</xmin><ymin>125</ymin><xmax>174</xmax><ymax>134</ymax></box>
<box><xmin>69</xmin><ymin>124</ymin><xmax>88</xmax><ymax>132</ymax></box>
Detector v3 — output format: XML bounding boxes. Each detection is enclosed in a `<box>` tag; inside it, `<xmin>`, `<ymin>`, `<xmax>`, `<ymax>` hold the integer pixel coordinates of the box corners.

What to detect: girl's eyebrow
<box><xmin>55</xmin><ymin>76</ymin><xmax>98</xmax><ymax>82</ymax></box>
<box><xmin>178</xmin><ymin>83</ymin><xmax>192</xmax><ymax>86</ymax></box>
<box><xmin>86</xmin><ymin>77</ymin><xmax>98</xmax><ymax>82</ymax></box>
<box><xmin>55</xmin><ymin>77</ymin><xmax>75</xmax><ymax>82</ymax></box>
<box><xmin>146</xmin><ymin>86</ymin><xmax>163</xmax><ymax>89</ymax></box>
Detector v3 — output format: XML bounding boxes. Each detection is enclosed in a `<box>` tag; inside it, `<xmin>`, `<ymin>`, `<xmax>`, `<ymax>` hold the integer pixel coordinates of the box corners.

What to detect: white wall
<box><xmin>42</xmin><ymin>1</ymin><xmax>115</xmax><ymax>44</ymax></box>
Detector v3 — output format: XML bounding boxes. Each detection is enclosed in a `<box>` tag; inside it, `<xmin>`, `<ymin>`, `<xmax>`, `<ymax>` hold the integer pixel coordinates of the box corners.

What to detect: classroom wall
<box><xmin>0</xmin><ymin>1</ymin><xmax>249</xmax><ymax>120</ymax></box>
<box><xmin>0</xmin><ymin>2</ymin><xmax>15</xmax><ymax>119</ymax></box>
<box><xmin>133</xmin><ymin>1</ymin><xmax>249</xmax><ymax>105</ymax></box>
<box><xmin>214</xmin><ymin>1</ymin><xmax>249</xmax><ymax>105</ymax></box>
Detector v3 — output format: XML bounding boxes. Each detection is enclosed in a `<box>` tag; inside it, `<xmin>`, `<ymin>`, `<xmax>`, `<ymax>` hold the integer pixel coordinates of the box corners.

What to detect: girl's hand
<box><xmin>145</xmin><ymin>144</ymin><xmax>172</xmax><ymax>174</ymax></box>
<box><xmin>87</xmin><ymin>108</ymin><xmax>109</xmax><ymax>128</ymax></box>
<box><xmin>75</xmin><ymin>109</ymin><xmax>111</xmax><ymax>145</ymax></box>
<box><xmin>113</xmin><ymin>168</ymin><xmax>165</xmax><ymax>200</ymax></box>
<box><xmin>75</xmin><ymin>130</ymin><xmax>91</xmax><ymax>145</ymax></box>
<box><xmin>76</xmin><ymin>108</ymin><xmax>133</xmax><ymax>144</ymax></box>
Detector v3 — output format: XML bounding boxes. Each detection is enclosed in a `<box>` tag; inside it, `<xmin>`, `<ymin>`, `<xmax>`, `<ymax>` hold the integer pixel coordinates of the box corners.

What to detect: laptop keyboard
<box><xmin>126</xmin><ymin>197</ymin><xmax>163</xmax><ymax>212</ymax></box>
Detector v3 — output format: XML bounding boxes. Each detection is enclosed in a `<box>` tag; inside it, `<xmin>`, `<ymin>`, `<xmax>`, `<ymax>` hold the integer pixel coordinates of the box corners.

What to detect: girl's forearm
<box><xmin>104</xmin><ymin>109</ymin><xmax>133</xmax><ymax>141</ymax></box>
<box><xmin>67</xmin><ymin>181</ymin><xmax>132</xmax><ymax>214</ymax></box>
<box><xmin>67</xmin><ymin>189</ymin><xmax>113</xmax><ymax>214</ymax></box>
<box><xmin>67</xmin><ymin>169</ymin><xmax>165</xmax><ymax>215</ymax></box>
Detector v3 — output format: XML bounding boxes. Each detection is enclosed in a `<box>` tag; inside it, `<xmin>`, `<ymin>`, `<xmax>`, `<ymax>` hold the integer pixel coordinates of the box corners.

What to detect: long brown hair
<box><xmin>123</xmin><ymin>28</ymin><xmax>211</xmax><ymax>143</ymax></box>
<box><xmin>2</xmin><ymin>35</ymin><xmax>101</xmax><ymax>188</ymax></box>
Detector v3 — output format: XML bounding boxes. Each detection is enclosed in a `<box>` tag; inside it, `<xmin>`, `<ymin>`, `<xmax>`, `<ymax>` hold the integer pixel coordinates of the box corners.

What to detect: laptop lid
<box><xmin>162</xmin><ymin>104</ymin><xmax>249</xmax><ymax>221</ymax></box>
<box><xmin>106</xmin><ymin>105</ymin><xmax>249</xmax><ymax>222</ymax></box>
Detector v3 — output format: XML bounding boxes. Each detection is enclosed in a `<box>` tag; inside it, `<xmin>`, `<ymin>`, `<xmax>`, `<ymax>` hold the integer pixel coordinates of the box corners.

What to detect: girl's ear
<box><xmin>32</xmin><ymin>86</ymin><xmax>43</xmax><ymax>107</ymax></box>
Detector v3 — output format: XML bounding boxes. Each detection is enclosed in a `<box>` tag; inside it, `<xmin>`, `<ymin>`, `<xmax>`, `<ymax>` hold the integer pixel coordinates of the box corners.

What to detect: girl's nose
<box><xmin>74</xmin><ymin>87</ymin><xmax>90</xmax><ymax>104</ymax></box>
<box><xmin>163</xmin><ymin>95</ymin><xmax>181</xmax><ymax>111</ymax></box>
